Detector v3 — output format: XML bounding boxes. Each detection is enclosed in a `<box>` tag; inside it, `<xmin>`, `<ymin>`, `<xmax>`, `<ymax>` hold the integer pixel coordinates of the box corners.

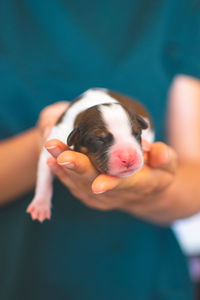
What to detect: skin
<box><xmin>0</xmin><ymin>102</ymin><xmax>69</xmax><ymax>205</ymax></box>
<box><xmin>0</xmin><ymin>128</ymin><xmax>40</xmax><ymax>205</ymax></box>
<box><xmin>0</xmin><ymin>75</ymin><xmax>200</xmax><ymax>226</ymax></box>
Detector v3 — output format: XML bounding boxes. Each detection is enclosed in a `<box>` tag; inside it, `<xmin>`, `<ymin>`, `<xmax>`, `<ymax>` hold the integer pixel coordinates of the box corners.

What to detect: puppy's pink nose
<box><xmin>118</xmin><ymin>150</ymin><xmax>136</xmax><ymax>167</ymax></box>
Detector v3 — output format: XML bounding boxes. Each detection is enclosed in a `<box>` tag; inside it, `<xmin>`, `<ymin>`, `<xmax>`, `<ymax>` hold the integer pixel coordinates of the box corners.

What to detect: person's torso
<box><xmin>0</xmin><ymin>1</ymin><xmax>195</xmax><ymax>299</ymax></box>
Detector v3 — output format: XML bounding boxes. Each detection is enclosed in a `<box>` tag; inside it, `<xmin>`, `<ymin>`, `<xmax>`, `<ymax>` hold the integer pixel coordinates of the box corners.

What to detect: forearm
<box><xmin>161</xmin><ymin>75</ymin><xmax>200</xmax><ymax>223</ymax></box>
<box><xmin>0</xmin><ymin>128</ymin><xmax>40</xmax><ymax>206</ymax></box>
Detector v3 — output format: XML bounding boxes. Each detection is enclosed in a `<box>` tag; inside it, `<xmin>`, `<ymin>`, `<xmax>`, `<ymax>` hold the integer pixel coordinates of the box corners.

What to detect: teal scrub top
<box><xmin>0</xmin><ymin>1</ymin><xmax>199</xmax><ymax>299</ymax></box>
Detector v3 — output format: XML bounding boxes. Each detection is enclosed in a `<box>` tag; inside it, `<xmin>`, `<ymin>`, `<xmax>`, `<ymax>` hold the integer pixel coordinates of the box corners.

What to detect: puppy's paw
<box><xmin>27</xmin><ymin>198</ymin><xmax>51</xmax><ymax>222</ymax></box>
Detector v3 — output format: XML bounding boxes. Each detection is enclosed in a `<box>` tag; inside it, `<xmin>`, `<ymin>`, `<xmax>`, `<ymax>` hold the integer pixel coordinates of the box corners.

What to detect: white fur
<box><xmin>99</xmin><ymin>103</ymin><xmax>138</xmax><ymax>144</ymax></box>
<box><xmin>141</xmin><ymin>117</ymin><xmax>155</xmax><ymax>143</ymax></box>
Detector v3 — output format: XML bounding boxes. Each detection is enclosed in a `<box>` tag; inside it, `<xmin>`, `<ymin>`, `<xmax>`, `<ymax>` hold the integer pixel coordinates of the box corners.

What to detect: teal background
<box><xmin>0</xmin><ymin>0</ymin><xmax>199</xmax><ymax>299</ymax></box>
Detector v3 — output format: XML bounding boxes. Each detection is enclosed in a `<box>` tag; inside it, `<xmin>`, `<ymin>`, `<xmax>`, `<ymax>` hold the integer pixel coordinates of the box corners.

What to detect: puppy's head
<box><xmin>67</xmin><ymin>103</ymin><xmax>148</xmax><ymax>177</ymax></box>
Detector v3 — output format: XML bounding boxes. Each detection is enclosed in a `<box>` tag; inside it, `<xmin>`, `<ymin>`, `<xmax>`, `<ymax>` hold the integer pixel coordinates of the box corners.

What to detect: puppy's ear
<box><xmin>136</xmin><ymin>115</ymin><xmax>148</xmax><ymax>130</ymax></box>
<box><xmin>67</xmin><ymin>128</ymin><xmax>80</xmax><ymax>146</ymax></box>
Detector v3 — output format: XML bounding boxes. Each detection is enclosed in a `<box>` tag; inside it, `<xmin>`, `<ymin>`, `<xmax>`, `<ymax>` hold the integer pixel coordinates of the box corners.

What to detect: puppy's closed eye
<box><xmin>95</xmin><ymin>131</ymin><xmax>113</xmax><ymax>144</ymax></box>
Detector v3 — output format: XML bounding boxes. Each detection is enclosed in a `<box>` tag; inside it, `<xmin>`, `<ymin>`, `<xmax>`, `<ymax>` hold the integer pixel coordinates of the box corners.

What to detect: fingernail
<box><xmin>46</xmin><ymin>145</ymin><xmax>56</xmax><ymax>150</ymax></box>
<box><xmin>92</xmin><ymin>185</ymin><xmax>106</xmax><ymax>194</ymax></box>
<box><xmin>58</xmin><ymin>162</ymin><xmax>75</xmax><ymax>169</ymax></box>
<box><xmin>93</xmin><ymin>190</ymin><xmax>105</xmax><ymax>194</ymax></box>
<box><xmin>43</xmin><ymin>127</ymin><xmax>52</xmax><ymax>140</ymax></box>
<box><xmin>46</xmin><ymin>146</ymin><xmax>62</xmax><ymax>158</ymax></box>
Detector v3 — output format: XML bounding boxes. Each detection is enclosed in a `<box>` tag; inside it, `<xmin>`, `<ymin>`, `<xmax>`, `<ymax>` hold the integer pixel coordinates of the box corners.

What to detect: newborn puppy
<box><xmin>27</xmin><ymin>88</ymin><xmax>154</xmax><ymax>222</ymax></box>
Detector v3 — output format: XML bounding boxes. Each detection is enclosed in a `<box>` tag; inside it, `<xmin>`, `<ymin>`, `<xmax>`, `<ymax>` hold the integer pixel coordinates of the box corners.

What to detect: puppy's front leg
<box><xmin>27</xmin><ymin>149</ymin><xmax>53</xmax><ymax>222</ymax></box>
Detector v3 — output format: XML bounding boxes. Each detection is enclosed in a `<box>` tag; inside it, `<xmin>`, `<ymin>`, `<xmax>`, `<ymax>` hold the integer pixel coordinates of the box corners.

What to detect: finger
<box><xmin>47</xmin><ymin>101</ymin><xmax>70</xmax><ymax>116</ymax></box>
<box><xmin>47</xmin><ymin>157</ymin><xmax>67</xmax><ymax>177</ymax></box>
<box><xmin>142</xmin><ymin>139</ymin><xmax>151</xmax><ymax>152</ymax></box>
<box><xmin>43</xmin><ymin>127</ymin><xmax>53</xmax><ymax>141</ymax></box>
<box><xmin>39</xmin><ymin>102</ymin><xmax>70</xmax><ymax>126</ymax></box>
<box><xmin>148</xmin><ymin>142</ymin><xmax>177</xmax><ymax>174</ymax></box>
<box><xmin>45</xmin><ymin>139</ymin><xmax>69</xmax><ymax>158</ymax></box>
<box><xmin>57</xmin><ymin>150</ymin><xmax>98</xmax><ymax>179</ymax></box>
<box><xmin>92</xmin><ymin>174</ymin><xmax>120</xmax><ymax>194</ymax></box>
<box><xmin>38</xmin><ymin>102</ymin><xmax>70</xmax><ymax>136</ymax></box>
<box><xmin>142</xmin><ymin>139</ymin><xmax>151</xmax><ymax>164</ymax></box>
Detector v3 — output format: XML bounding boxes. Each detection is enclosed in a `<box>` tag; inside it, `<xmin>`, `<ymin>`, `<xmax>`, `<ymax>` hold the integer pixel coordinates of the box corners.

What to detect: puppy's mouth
<box><xmin>118</xmin><ymin>168</ymin><xmax>136</xmax><ymax>176</ymax></box>
<box><xmin>112</xmin><ymin>167</ymin><xmax>139</xmax><ymax>178</ymax></box>
<box><xmin>93</xmin><ymin>161</ymin><xmax>140</xmax><ymax>178</ymax></box>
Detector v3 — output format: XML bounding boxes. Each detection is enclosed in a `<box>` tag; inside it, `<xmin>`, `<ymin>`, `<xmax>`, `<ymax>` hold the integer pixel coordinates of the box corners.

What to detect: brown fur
<box><xmin>107</xmin><ymin>90</ymin><xmax>153</xmax><ymax>129</ymax></box>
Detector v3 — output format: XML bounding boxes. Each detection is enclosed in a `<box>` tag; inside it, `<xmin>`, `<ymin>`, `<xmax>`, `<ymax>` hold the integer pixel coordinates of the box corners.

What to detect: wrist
<box><xmin>0</xmin><ymin>127</ymin><xmax>42</xmax><ymax>205</ymax></box>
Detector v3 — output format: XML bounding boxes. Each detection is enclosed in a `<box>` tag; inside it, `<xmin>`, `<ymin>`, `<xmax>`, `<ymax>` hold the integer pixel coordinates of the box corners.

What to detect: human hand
<box><xmin>45</xmin><ymin>139</ymin><xmax>177</xmax><ymax>224</ymax></box>
<box><xmin>36</xmin><ymin>101</ymin><xmax>70</xmax><ymax>148</ymax></box>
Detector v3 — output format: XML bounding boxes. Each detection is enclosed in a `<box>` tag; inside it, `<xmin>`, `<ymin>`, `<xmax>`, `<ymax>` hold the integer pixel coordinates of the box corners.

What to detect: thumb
<box><xmin>92</xmin><ymin>174</ymin><xmax>120</xmax><ymax>194</ymax></box>
<box><xmin>148</xmin><ymin>142</ymin><xmax>177</xmax><ymax>174</ymax></box>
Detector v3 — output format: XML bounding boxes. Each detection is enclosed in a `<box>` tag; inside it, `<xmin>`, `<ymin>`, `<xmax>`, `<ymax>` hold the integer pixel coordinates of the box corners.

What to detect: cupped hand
<box><xmin>45</xmin><ymin>139</ymin><xmax>177</xmax><ymax>224</ymax></box>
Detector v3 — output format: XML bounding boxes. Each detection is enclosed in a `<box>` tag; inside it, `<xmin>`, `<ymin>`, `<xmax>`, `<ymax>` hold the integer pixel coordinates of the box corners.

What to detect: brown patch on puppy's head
<box><xmin>67</xmin><ymin>105</ymin><xmax>114</xmax><ymax>173</ymax></box>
